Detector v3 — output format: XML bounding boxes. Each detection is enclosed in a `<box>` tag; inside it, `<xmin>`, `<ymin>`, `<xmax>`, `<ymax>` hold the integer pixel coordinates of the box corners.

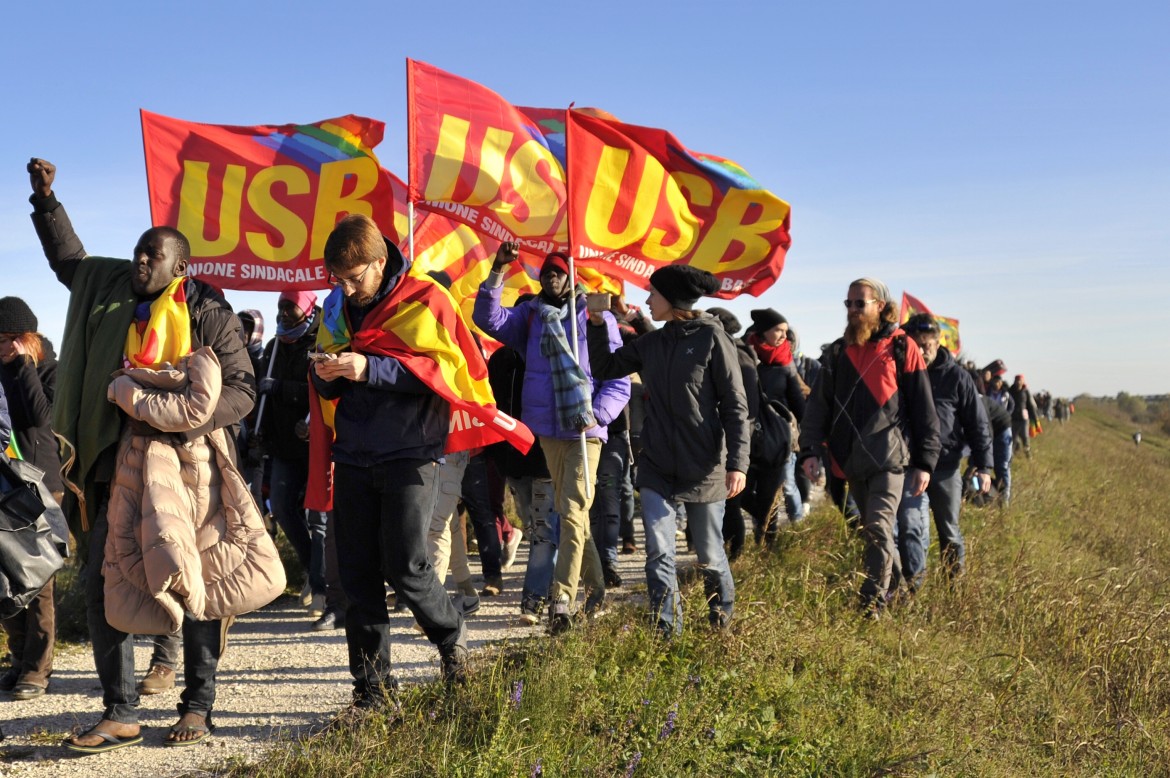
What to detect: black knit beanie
<box><xmin>749</xmin><ymin>307</ymin><xmax>786</xmax><ymax>333</ymax></box>
<box><xmin>0</xmin><ymin>297</ymin><xmax>38</xmax><ymax>333</ymax></box>
<box><xmin>648</xmin><ymin>265</ymin><xmax>720</xmax><ymax>310</ymax></box>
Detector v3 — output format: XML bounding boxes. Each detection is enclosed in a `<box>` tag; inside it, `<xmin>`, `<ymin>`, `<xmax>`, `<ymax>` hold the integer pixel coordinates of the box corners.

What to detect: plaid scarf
<box><xmin>538</xmin><ymin>302</ymin><xmax>594</xmax><ymax>434</ymax></box>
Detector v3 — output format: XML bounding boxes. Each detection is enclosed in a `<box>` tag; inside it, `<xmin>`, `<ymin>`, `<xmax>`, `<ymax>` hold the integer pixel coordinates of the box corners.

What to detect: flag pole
<box><xmin>564</xmin><ymin>105</ymin><xmax>592</xmax><ymax>500</ymax></box>
<box><xmin>408</xmin><ymin>201</ymin><xmax>415</xmax><ymax>263</ymax></box>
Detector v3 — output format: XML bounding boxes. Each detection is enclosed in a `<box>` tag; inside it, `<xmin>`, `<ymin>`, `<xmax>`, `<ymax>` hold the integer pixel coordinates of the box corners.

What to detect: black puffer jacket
<box><xmin>589</xmin><ymin>313</ymin><xmax>749</xmax><ymax>503</ymax></box>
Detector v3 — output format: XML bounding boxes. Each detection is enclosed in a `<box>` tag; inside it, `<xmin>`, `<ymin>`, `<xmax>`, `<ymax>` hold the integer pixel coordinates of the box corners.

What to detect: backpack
<box><xmin>751</xmin><ymin>391</ymin><xmax>798</xmax><ymax>467</ymax></box>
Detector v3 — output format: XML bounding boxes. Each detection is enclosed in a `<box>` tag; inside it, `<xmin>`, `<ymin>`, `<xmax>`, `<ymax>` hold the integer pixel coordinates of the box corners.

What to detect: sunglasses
<box><xmin>843</xmin><ymin>299</ymin><xmax>877</xmax><ymax>309</ymax></box>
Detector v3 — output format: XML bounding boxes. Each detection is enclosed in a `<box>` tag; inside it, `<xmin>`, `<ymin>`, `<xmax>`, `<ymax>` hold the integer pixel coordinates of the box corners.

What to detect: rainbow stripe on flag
<box><xmin>252</xmin><ymin>116</ymin><xmax>382</xmax><ymax>173</ymax></box>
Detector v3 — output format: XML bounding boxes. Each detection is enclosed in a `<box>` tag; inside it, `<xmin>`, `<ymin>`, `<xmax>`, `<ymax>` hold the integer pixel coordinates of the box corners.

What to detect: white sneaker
<box><xmin>501</xmin><ymin>528</ymin><xmax>524</xmax><ymax>570</ymax></box>
<box><xmin>300</xmin><ymin>582</ymin><xmax>313</xmax><ymax>607</ymax></box>
<box><xmin>309</xmin><ymin>593</ymin><xmax>326</xmax><ymax>618</ymax></box>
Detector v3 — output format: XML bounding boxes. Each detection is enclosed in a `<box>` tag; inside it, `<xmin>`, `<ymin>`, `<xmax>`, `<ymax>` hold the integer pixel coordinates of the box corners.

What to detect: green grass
<box><xmin>6</xmin><ymin>403</ymin><xmax>1167</xmax><ymax>776</ymax></box>
<box><xmin>226</xmin><ymin>403</ymin><xmax>1170</xmax><ymax>777</ymax></box>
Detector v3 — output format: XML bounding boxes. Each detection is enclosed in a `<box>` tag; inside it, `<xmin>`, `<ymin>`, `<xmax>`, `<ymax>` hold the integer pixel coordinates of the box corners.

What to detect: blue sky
<box><xmin>1</xmin><ymin>1</ymin><xmax>1166</xmax><ymax>396</ymax></box>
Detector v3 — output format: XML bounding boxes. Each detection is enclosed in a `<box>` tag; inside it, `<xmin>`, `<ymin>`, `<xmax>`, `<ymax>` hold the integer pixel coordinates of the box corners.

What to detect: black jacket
<box><xmin>925</xmin><ymin>348</ymin><xmax>993</xmax><ymax>472</ymax></box>
<box><xmin>259</xmin><ymin>312</ymin><xmax>321</xmax><ymax>459</ymax></box>
<box><xmin>589</xmin><ymin>313</ymin><xmax>749</xmax><ymax>502</ymax></box>
<box><xmin>310</xmin><ymin>240</ymin><xmax>449</xmax><ymax>466</ymax></box>
<box><xmin>799</xmin><ymin>324</ymin><xmax>940</xmax><ymax>481</ymax></box>
<box><xmin>0</xmin><ymin>344</ymin><xmax>63</xmax><ymax>493</ymax></box>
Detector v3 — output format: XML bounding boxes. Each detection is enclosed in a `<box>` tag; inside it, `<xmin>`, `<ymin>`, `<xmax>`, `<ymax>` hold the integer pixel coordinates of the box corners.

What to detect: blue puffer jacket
<box><xmin>474</xmin><ymin>282</ymin><xmax>630</xmax><ymax>441</ymax></box>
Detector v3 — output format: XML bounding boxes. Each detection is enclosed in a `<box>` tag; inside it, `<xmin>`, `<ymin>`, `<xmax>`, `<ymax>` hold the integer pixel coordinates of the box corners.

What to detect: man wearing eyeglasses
<box><xmin>893</xmin><ymin>313</ymin><xmax>993</xmax><ymax>591</ymax></box>
<box><xmin>798</xmin><ymin>278</ymin><xmax>940</xmax><ymax>617</ymax></box>
<box><xmin>310</xmin><ymin>214</ymin><xmax>468</xmax><ymax>709</ymax></box>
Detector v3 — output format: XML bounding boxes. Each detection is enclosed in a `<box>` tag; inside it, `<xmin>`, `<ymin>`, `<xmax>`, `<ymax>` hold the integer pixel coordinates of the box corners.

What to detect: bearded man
<box><xmin>797</xmin><ymin>278</ymin><xmax>940</xmax><ymax>616</ymax></box>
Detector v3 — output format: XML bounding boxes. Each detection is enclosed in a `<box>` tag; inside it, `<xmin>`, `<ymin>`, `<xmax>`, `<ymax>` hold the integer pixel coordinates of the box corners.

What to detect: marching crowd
<box><xmin>0</xmin><ymin>157</ymin><xmax>1060</xmax><ymax>752</ymax></box>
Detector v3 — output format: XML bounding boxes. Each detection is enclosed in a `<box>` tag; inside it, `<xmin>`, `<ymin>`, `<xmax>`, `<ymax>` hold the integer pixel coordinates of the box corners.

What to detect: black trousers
<box><xmin>333</xmin><ymin>459</ymin><xmax>462</xmax><ymax>700</ymax></box>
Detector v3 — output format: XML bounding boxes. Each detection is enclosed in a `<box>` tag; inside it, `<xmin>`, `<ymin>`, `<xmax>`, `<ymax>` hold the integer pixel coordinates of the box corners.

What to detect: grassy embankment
<box><xmin>14</xmin><ymin>401</ymin><xmax>1167</xmax><ymax>776</ymax></box>
<box><xmin>228</xmin><ymin>402</ymin><xmax>1169</xmax><ymax>777</ymax></box>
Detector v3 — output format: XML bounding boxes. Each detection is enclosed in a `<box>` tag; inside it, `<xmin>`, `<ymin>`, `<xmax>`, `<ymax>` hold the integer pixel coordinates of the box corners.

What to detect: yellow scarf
<box><xmin>124</xmin><ymin>277</ymin><xmax>192</xmax><ymax>368</ymax></box>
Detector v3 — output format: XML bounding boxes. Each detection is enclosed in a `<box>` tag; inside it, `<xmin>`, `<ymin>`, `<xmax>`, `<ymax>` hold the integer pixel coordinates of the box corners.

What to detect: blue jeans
<box><xmin>512</xmin><ymin>476</ymin><xmax>559</xmax><ymax>612</ymax></box>
<box><xmin>894</xmin><ymin>468</ymin><xmax>966</xmax><ymax>589</ymax></box>
<box><xmin>270</xmin><ymin>457</ymin><xmax>326</xmax><ymax>595</ymax></box>
<box><xmin>641</xmin><ymin>489</ymin><xmax>734</xmax><ymax>636</ymax></box>
<box><xmin>589</xmin><ymin>430</ymin><xmax>629</xmax><ymax>568</ymax></box>
<box><xmin>993</xmin><ymin>429</ymin><xmax>1013</xmax><ymax>504</ymax></box>
<box><xmin>927</xmin><ymin>468</ymin><xmax>964</xmax><ymax>575</ymax></box>
<box><xmin>333</xmin><ymin>459</ymin><xmax>462</xmax><ymax>702</ymax></box>
<box><xmin>894</xmin><ymin>488</ymin><xmax>930</xmax><ymax>592</ymax></box>
<box><xmin>86</xmin><ymin>487</ymin><xmax>224</xmax><ymax>723</ymax></box>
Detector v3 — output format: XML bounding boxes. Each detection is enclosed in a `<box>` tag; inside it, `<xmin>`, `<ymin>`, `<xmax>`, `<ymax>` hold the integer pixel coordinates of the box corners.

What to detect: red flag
<box><xmin>565</xmin><ymin>110</ymin><xmax>791</xmax><ymax>299</ymax></box>
<box><xmin>407</xmin><ymin>59</ymin><xmax>568</xmax><ymax>257</ymax></box>
<box><xmin>142</xmin><ymin>110</ymin><xmax>408</xmax><ymax>292</ymax></box>
<box><xmin>899</xmin><ymin>291</ymin><xmax>934</xmax><ymax>322</ymax></box>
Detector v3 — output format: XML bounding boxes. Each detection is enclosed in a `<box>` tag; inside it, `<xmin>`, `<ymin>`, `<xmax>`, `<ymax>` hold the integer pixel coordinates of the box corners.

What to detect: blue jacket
<box><xmin>474</xmin><ymin>282</ymin><xmax>630</xmax><ymax>441</ymax></box>
<box><xmin>312</xmin><ymin>241</ymin><xmax>449</xmax><ymax>466</ymax></box>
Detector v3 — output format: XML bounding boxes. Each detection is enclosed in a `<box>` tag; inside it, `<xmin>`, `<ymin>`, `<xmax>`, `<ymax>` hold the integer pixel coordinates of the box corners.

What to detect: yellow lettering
<box><xmin>671</xmin><ymin>172</ymin><xmax>714</xmax><ymax>208</ymax></box>
<box><xmin>583</xmin><ymin>146</ymin><xmax>662</xmax><ymax>249</ymax></box>
<box><xmin>642</xmin><ymin>172</ymin><xmax>700</xmax><ymax>262</ymax></box>
<box><xmin>424</xmin><ymin>114</ymin><xmax>511</xmax><ymax>206</ymax></box>
<box><xmin>310</xmin><ymin>157</ymin><xmax>379</xmax><ymax>260</ymax></box>
<box><xmin>176</xmin><ymin>161</ymin><xmax>245</xmax><ymax>257</ymax></box>
<box><xmin>691</xmin><ymin>189</ymin><xmax>790</xmax><ymax>273</ymax></box>
<box><xmin>495</xmin><ymin>138</ymin><xmax>566</xmax><ymax>238</ymax></box>
<box><xmin>245</xmin><ymin>165</ymin><xmax>310</xmax><ymax>262</ymax></box>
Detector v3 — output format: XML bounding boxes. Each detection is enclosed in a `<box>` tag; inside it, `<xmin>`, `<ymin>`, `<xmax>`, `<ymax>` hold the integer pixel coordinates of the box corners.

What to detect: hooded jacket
<box><xmin>259</xmin><ymin>310</ymin><xmax>321</xmax><ymax>458</ymax></box>
<box><xmin>799</xmin><ymin>323</ymin><xmax>940</xmax><ymax>482</ymax></box>
<box><xmin>30</xmin><ymin>194</ymin><xmax>256</xmax><ymax>542</ymax></box>
<box><xmin>589</xmin><ymin>313</ymin><xmax>749</xmax><ymax>503</ymax></box>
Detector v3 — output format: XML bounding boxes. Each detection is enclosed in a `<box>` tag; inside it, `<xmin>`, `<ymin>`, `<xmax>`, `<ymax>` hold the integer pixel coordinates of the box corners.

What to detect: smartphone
<box><xmin>586</xmin><ymin>293</ymin><xmax>612</xmax><ymax>313</ymax></box>
<box><xmin>307</xmin><ymin>352</ymin><xmax>337</xmax><ymax>362</ymax></box>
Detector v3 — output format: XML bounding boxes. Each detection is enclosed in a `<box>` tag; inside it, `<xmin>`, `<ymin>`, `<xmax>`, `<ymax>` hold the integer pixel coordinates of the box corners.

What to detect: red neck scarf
<box><xmin>749</xmin><ymin>333</ymin><xmax>792</xmax><ymax>366</ymax></box>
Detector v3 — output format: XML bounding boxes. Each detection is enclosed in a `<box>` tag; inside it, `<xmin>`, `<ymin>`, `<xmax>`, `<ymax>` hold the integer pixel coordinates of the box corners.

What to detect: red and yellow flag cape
<box><xmin>306</xmin><ymin>272</ymin><xmax>533</xmax><ymax>511</ymax></box>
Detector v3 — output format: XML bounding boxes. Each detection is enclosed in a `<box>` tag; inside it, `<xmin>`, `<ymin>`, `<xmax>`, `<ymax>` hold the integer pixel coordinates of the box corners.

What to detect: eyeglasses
<box><xmin>328</xmin><ymin>262</ymin><xmax>376</xmax><ymax>290</ymax></box>
<box><xmin>843</xmin><ymin>299</ymin><xmax>877</xmax><ymax>309</ymax></box>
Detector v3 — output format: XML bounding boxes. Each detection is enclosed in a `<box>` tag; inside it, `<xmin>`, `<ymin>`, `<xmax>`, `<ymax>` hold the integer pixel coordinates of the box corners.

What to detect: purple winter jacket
<box><xmin>474</xmin><ymin>283</ymin><xmax>630</xmax><ymax>441</ymax></box>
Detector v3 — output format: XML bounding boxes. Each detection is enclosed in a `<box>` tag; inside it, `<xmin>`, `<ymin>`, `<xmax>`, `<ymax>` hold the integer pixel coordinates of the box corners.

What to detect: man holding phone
<box><xmin>473</xmin><ymin>244</ymin><xmax>630</xmax><ymax>633</ymax></box>
<box><xmin>310</xmin><ymin>214</ymin><xmax>468</xmax><ymax>710</ymax></box>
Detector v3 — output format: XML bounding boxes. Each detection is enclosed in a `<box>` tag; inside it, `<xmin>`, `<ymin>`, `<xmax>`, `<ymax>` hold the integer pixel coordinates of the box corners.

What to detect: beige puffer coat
<box><xmin>103</xmin><ymin>347</ymin><xmax>286</xmax><ymax>635</ymax></box>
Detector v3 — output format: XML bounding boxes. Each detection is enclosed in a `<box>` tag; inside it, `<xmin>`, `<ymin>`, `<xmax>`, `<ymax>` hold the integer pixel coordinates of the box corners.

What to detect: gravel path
<box><xmin>0</xmin><ymin>537</ymin><xmax>658</xmax><ymax>778</ymax></box>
